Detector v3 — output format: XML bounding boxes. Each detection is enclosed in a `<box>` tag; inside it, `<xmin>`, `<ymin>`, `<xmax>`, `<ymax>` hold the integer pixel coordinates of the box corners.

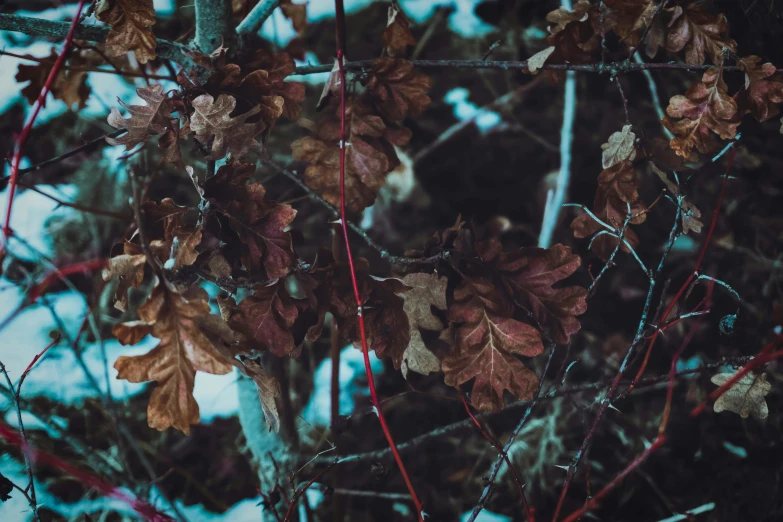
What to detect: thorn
<box><xmin>554</xmin><ymin>464</ymin><xmax>570</xmax><ymax>471</ymax></box>
<box><xmin>607</xmin><ymin>402</ymin><xmax>621</xmax><ymax>413</ymax></box>
<box><xmin>371</xmin><ymin>405</ymin><xmax>379</xmax><ymax>418</ymax></box>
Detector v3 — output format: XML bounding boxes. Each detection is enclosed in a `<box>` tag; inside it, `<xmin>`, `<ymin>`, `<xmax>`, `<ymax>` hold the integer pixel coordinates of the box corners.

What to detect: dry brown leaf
<box><xmin>711</xmin><ymin>371</ymin><xmax>771</xmax><ymax>420</ymax></box>
<box><xmin>102</xmin><ymin>245</ymin><xmax>146</xmax><ymax>312</ymax></box>
<box><xmin>96</xmin><ymin>0</ymin><xmax>157</xmax><ymax>64</ymax></box>
<box><xmin>113</xmin><ymin>285</ymin><xmax>236</xmax><ymax>434</ymax></box>
<box><xmin>190</xmin><ymin>94</ymin><xmax>262</xmax><ymax>160</ymax></box>
<box><xmin>526</xmin><ymin>46</ymin><xmax>555</xmax><ymax>75</ymax></box>
<box><xmin>399</xmin><ymin>272</ymin><xmax>446</xmax><ymax>379</ymax></box>
<box><xmin>15</xmin><ymin>49</ymin><xmax>91</xmax><ymax>110</ymax></box>
<box><xmin>383</xmin><ymin>2</ymin><xmax>416</xmax><ymax>58</ymax></box>
<box><xmin>601</xmin><ymin>125</ymin><xmax>637</xmax><ymax>168</ymax></box>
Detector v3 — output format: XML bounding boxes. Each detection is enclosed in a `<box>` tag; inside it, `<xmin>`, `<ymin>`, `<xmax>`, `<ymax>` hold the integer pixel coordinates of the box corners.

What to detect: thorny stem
<box><xmin>461</xmin><ymin>395</ymin><xmax>534</xmax><ymax>522</ymax></box>
<box><xmin>333</xmin><ymin>0</ymin><xmax>424</xmax><ymax>517</ymax></box>
<box><xmin>1</xmin><ymin>0</ymin><xmax>87</xmax><ymax>256</ymax></box>
<box><xmin>551</xmin><ymin>192</ymin><xmax>684</xmax><ymax>521</ymax></box>
<box><xmin>630</xmin><ymin>145</ymin><xmax>738</xmax><ymax>390</ymax></box>
<box><xmin>467</xmin><ymin>343</ymin><xmax>558</xmax><ymax>522</ymax></box>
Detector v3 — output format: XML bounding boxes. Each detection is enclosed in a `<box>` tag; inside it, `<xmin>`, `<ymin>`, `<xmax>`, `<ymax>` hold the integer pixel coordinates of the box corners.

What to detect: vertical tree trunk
<box><xmin>194</xmin><ymin>0</ymin><xmax>233</xmax><ymax>52</ymax></box>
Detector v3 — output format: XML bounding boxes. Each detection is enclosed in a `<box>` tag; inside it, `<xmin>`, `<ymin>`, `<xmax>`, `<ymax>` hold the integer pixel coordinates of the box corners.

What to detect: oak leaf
<box><xmin>107</xmin><ymin>85</ymin><xmax>187</xmax><ymax>166</ymax></box>
<box><xmin>96</xmin><ymin>0</ymin><xmax>157</xmax><ymax>64</ymax></box>
<box><xmin>203</xmin><ymin>162</ymin><xmax>297</xmax><ymax>278</ymax></box>
<box><xmin>711</xmin><ymin>371</ymin><xmax>771</xmax><ymax>420</ymax></box>
<box><xmin>665</xmin><ymin>3</ymin><xmax>736</xmax><ymax>66</ymax></box>
<box><xmin>190</xmin><ymin>94</ymin><xmax>263</xmax><ymax>160</ymax></box>
<box><xmin>291</xmin><ymin>97</ymin><xmax>410</xmax><ymax>212</ymax></box>
<box><xmin>221</xmin><ymin>284</ymin><xmax>299</xmax><ymax>357</ymax></box>
<box><xmin>113</xmin><ymin>285</ymin><xmax>236</xmax><ymax>434</ymax></box>
<box><xmin>15</xmin><ymin>49</ymin><xmax>90</xmax><ymax>110</ymax></box>
<box><xmin>545</xmin><ymin>0</ymin><xmax>601</xmax><ymax>70</ymax></box>
<box><xmin>601</xmin><ymin>125</ymin><xmax>637</xmax><ymax>169</ymax></box>
<box><xmin>399</xmin><ymin>272</ymin><xmax>446</xmax><ymax>379</ymax></box>
<box><xmin>443</xmin><ymin>277</ymin><xmax>543</xmax><ymax>412</ymax></box>
<box><xmin>735</xmin><ymin>56</ymin><xmax>783</xmax><ymax>123</ymax></box>
<box><xmin>365</xmin><ymin>58</ymin><xmax>431</xmax><ymax>121</ymax></box>
<box><xmin>481</xmin><ymin>242</ymin><xmax>588</xmax><ymax>345</ymax></box>
<box><xmin>383</xmin><ymin>2</ymin><xmax>416</xmax><ymax>58</ymax></box>
<box><xmin>571</xmin><ymin>160</ymin><xmax>646</xmax><ymax>260</ymax></box>
<box><xmin>649</xmin><ymin>162</ymin><xmax>703</xmax><ymax>235</ymax></box>
<box><xmin>605</xmin><ymin>0</ymin><xmax>664</xmax><ymax>57</ymax></box>
<box><xmin>663</xmin><ymin>67</ymin><xmax>740</xmax><ymax>158</ymax></box>
<box><xmin>526</xmin><ymin>46</ymin><xmax>555</xmax><ymax>75</ymax></box>
<box><xmin>280</xmin><ymin>0</ymin><xmax>307</xmax><ymax>34</ymax></box>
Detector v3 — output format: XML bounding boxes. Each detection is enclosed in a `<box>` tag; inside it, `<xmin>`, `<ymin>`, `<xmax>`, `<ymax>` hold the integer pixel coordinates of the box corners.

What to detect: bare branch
<box><xmin>236</xmin><ymin>0</ymin><xmax>279</xmax><ymax>35</ymax></box>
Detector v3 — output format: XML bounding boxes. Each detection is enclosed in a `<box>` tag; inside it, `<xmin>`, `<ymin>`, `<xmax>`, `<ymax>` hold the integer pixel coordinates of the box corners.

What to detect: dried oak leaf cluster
<box><xmin>291</xmin><ymin>5</ymin><xmax>431</xmax><ymax>213</ymax></box>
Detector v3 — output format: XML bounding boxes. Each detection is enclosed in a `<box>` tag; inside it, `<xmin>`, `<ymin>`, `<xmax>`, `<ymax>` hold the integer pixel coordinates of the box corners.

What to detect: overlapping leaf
<box><xmin>96</xmin><ymin>0</ymin><xmax>157</xmax><ymax>64</ymax></box>
<box><xmin>665</xmin><ymin>2</ymin><xmax>736</xmax><ymax>66</ymax></box>
<box><xmin>190</xmin><ymin>94</ymin><xmax>263</xmax><ymax>160</ymax></box>
<box><xmin>202</xmin><ymin>162</ymin><xmax>297</xmax><ymax>278</ymax></box>
<box><xmin>545</xmin><ymin>0</ymin><xmax>601</xmax><ymax>71</ymax></box>
<box><xmin>365</xmin><ymin>58</ymin><xmax>431</xmax><ymax>122</ymax></box>
<box><xmin>663</xmin><ymin>67</ymin><xmax>740</xmax><ymax>158</ymax></box>
<box><xmin>442</xmin><ymin>277</ymin><xmax>543</xmax><ymax>412</ymax></box>
<box><xmin>383</xmin><ymin>2</ymin><xmax>416</xmax><ymax>58</ymax></box>
<box><xmin>735</xmin><ymin>56</ymin><xmax>783</xmax><ymax>122</ymax></box>
<box><xmin>107</xmin><ymin>85</ymin><xmax>187</xmax><ymax>166</ymax></box>
<box><xmin>399</xmin><ymin>272</ymin><xmax>446</xmax><ymax>378</ymax></box>
<box><xmin>113</xmin><ymin>285</ymin><xmax>238</xmax><ymax>434</ymax></box>
<box><xmin>571</xmin><ymin>160</ymin><xmax>646</xmax><ymax>260</ymax></box>
<box><xmin>15</xmin><ymin>49</ymin><xmax>90</xmax><ymax>110</ymax></box>
<box><xmin>291</xmin><ymin>97</ymin><xmax>412</xmax><ymax>212</ymax></box>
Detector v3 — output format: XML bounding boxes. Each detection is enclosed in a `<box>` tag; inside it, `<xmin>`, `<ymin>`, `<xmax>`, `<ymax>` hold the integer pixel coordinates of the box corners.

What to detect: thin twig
<box><xmin>236</xmin><ymin>0</ymin><xmax>279</xmax><ymax>35</ymax></box>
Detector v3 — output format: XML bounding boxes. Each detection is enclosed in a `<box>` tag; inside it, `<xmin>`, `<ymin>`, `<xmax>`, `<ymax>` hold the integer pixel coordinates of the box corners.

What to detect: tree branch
<box><xmin>236</xmin><ymin>0</ymin><xmax>279</xmax><ymax>35</ymax></box>
<box><xmin>194</xmin><ymin>0</ymin><xmax>233</xmax><ymax>53</ymax></box>
<box><xmin>0</xmin><ymin>13</ymin><xmax>195</xmax><ymax>67</ymax></box>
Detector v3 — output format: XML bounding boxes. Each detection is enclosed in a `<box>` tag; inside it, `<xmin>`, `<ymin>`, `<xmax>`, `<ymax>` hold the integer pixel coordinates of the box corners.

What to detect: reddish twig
<box><xmin>17</xmin><ymin>335</ymin><xmax>60</xmax><ymax>394</ymax></box>
<box><xmin>630</xmin><ymin>146</ymin><xmax>737</xmax><ymax>390</ymax></box>
<box><xmin>461</xmin><ymin>395</ymin><xmax>534</xmax><ymax>522</ymax></box>
<box><xmin>332</xmin><ymin>0</ymin><xmax>424</xmax><ymax>518</ymax></box>
<box><xmin>1</xmin><ymin>0</ymin><xmax>88</xmax><ymax>254</ymax></box>
<box><xmin>0</xmin><ymin>422</ymin><xmax>173</xmax><ymax>521</ymax></box>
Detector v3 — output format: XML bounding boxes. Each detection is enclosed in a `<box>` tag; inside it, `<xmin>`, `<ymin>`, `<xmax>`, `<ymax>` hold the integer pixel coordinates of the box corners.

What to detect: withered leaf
<box><xmin>663</xmin><ymin>67</ymin><xmax>740</xmax><ymax>158</ymax></box>
<box><xmin>291</xmin><ymin>97</ymin><xmax>410</xmax><ymax>213</ymax></box>
<box><xmin>96</xmin><ymin>0</ymin><xmax>157</xmax><ymax>64</ymax></box>
<box><xmin>545</xmin><ymin>0</ymin><xmax>601</xmax><ymax>71</ymax></box>
<box><xmin>601</xmin><ymin>125</ymin><xmax>637</xmax><ymax>169</ymax></box>
<box><xmin>102</xmin><ymin>243</ymin><xmax>146</xmax><ymax>312</ymax></box>
<box><xmin>365</xmin><ymin>58</ymin><xmax>431</xmax><ymax>122</ymax></box>
<box><xmin>443</xmin><ymin>277</ymin><xmax>543</xmax><ymax>412</ymax></box>
<box><xmin>481</xmin><ymin>242</ymin><xmax>588</xmax><ymax>345</ymax></box>
<box><xmin>571</xmin><ymin>160</ymin><xmax>646</xmax><ymax>260</ymax></box>
<box><xmin>203</xmin><ymin>162</ymin><xmax>297</xmax><ymax>278</ymax></box>
<box><xmin>399</xmin><ymin>272</ymin><xmax>446</xmax><ymax>379</ymax></box>
<box><xmin>113</xmin><ymin>285</ymin><xmax>236</xmax><ymax>434</ymax></box>
<box><xmin>665</xmin><ymin>3</ymin><xmax>736</xmax><ymax>66</ymax></box>
<box><xmin>190</xmin><ymin>94</ymin><xmax>263</xmax><ymax>160</ymax></box>
<box><xmin>605</xmin><ymin>0</ymin><xmax>663</xmax><ymax>57</ymax></box>
<box><xmin>526</xmin><ymin>46</ymin><xmax>555</xmax><ymax>75</ymax></box>
<box><xmin>383</xmin><ymin>2</ymin><xmax>416</xmax><ymax>58</ymax></box>
<box><xmin>15</xmin><ymin>49</ymin><xmax>90</xmax><ymax>110</ymax></box>
<box><xmin>240</xmin><ymin>358</ymin><xmax>281</xmax><ymax>432</ymax></box>
<box><xmin>735</xmin><ymin>56</ymin><xmax>783</xmax><ymax>123</ymax></box>
<box><xmin>280</xmin><ymin>0</ymin><xmax>307</xmax><ymax>34</ymax></box>
<box><xmin>222</xmin><ymin>284</ymin><xmax>299</xmax><ymax>357</ymax></box>
<box><xmin>711</xmin><ymin>371</ymin><xmax>771</xmax><ymax>420</ymax></box>
<box><xmin>107</xmin><ymin>85</ymin><xmax>186</xmax><ymax>166</ymax></box>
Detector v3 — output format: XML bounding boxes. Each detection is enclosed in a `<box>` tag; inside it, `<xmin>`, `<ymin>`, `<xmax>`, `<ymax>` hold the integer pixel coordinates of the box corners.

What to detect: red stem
<box><xmin>461</xmin><ymin>395</ymin><xmax>534</xmax><ymax>522</ymax></box>
<box><xmin>0</xmin><ymin>422</ymin><xmax>173</xmax><ymax>521</ymax></box>
<box><xmin>332</xmin><ymin>2</ymin><xmax>424</xmax><ymax>514</ymax></box>
<box><xmin>630</xmin><ymin>146</ymin><xmax>737</xmax><ymax>389</ymax></box>
<box><xmin>1</xmin><ymin>0</ymin><xmax>87</xmax><ymax>254</ymax></box>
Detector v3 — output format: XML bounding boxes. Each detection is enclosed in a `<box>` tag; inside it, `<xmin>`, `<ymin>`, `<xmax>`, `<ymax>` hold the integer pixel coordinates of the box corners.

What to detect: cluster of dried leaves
<box><xmin>12</xmin><ymin>0</ymin><xmax>781</xmax><ymax>437</ymax></box>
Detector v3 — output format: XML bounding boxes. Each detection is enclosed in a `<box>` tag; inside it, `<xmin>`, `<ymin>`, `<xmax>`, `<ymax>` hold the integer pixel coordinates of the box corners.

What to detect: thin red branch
<box><xmin>461</xmin><ymin>395</ymin><xmax>534</xmax><ymax>522</ymax></box>
<box><xmin>18</xmin><ymin>334</ymin><xmax>61</xmax><ymax>393</ymax></box>
<box><xmin>0</xmin><ymin>422</ymin><xmax>173</xmax><ymax>521</ymax></box>
<box><xmin>630</xmin><ymin>146</ymin><xmax>737</xmax><ymax>389</ymax></box>
<box><xmin>333</xmin><ymin>0</ymin><xmax>424</xmax><ymax>517</ymax></box>
<box><xmin>1</xmin><ymin>0</ymin><xmax>87</xmax><ymax>254</ymax></box>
